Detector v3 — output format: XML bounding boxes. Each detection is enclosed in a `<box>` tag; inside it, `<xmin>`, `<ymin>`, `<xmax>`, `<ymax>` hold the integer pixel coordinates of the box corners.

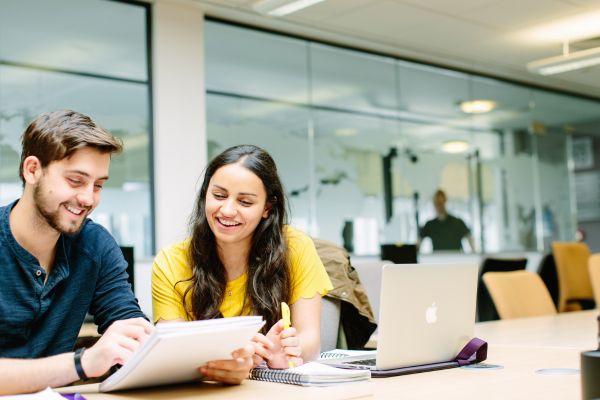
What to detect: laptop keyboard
<box><xmin>347</xmin><ymin>358</ymin><xmax>376</xmax><ymax>366</ymax></box>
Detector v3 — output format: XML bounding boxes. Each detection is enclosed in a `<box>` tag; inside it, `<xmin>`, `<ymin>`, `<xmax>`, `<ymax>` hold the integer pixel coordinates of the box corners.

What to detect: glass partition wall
<box><xmin>205</xmin><ymin>20</ymin><xmax>600</xmax><ymax>256</ymax></box>
<box><xmin>0</xmin><ymin>0</ymin><xmax>153</xmax><ymax>256</ymax></box>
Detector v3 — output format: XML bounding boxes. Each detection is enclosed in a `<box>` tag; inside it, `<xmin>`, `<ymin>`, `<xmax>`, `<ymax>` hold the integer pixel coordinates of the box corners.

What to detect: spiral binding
<box><xmin>318</xmin><ymin>351</ymin><xmax>350</xmax><ymax>359</ymax></box>
<box><xmin>249</xmin><ymin>368</ymin><xmax>304</xmax><ymax>386</ymax></box>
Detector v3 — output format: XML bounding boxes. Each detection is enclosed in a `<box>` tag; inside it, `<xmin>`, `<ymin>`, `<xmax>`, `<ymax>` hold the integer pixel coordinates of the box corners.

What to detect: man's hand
<box><xmin>198</xmin><ymin>344</ymin><xmax>255</xmax><ymax>385</ymax></box>
<box><xmin>81</xmin><ymin>317</ymin><xmax>153</xmax><ymax>378</ymax></box>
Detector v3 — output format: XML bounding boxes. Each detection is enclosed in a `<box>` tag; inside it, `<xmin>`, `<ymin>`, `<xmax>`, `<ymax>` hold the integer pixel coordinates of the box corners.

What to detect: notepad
<box><xmin>100</xmin><ymin>316</ymin><xmax>265</xmax><ymax>392</ymax></box>
<box><xmin>249</xmin><ymin>362</ymin><xmax>371</xmax><ymax>386</ymax></box>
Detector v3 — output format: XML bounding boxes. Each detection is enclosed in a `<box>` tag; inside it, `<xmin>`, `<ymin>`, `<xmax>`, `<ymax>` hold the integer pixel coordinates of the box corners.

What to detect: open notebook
<box><xmin>100</xmin><ymin>316</ymin><xmax>265</xmax><ymax>392</ymax></box>
<box><xmin>249</xmin><ymin>362</ymin><xmax>370</xmax><ymax>386</ymax></box>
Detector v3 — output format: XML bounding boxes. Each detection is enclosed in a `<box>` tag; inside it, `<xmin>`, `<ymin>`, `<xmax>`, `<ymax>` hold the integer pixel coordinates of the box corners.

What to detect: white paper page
<box><xmin>0</xmin><ymin>387</ymin><xmax>66</xmax><ymax>400</ymax></box>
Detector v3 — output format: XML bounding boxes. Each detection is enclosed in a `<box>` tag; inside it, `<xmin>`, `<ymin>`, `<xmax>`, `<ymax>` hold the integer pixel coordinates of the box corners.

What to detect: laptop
<box><xmin>321</xmin><ymin>263</ymin><xmax>478</xmax><ymax>373</ymax></box>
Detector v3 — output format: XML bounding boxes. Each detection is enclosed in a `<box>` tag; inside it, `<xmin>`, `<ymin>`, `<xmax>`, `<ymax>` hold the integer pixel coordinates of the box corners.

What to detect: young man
<box><xmin>419</xmin><ymin>189</ymin><xmax>475</xmax><ymax>252</ymax></box>
<box><xmin>0</xmin><ymin>110</ymin><xmax>254</xmax><ymax>394</ymax></box>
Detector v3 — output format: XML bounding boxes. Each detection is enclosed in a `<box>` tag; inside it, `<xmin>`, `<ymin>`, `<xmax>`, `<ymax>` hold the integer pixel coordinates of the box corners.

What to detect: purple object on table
<box><xmin>61</xmin><ymin>394</ymin><xmax>86</xmax><ymax>400</ymax></box>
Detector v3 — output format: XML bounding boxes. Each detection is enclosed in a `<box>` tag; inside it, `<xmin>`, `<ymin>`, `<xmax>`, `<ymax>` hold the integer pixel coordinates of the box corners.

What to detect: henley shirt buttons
<box><xmin>35</xmin><ymin>270</ymin><xmax>42</xmax><ymax>277</ymax></box>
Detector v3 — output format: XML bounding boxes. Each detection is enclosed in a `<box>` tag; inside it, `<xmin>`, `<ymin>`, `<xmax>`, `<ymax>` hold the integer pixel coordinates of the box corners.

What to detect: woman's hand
<box><xmin>265</xmin><ymin>320</ymin><xmax>303</xmax><ymax>369</ymax></box>
<box><xmin>197</xmin><ymin>344</ymin><xmax>255</xmax><ymax>385</ymax></box>
<box><xmin>251</xmin><ymin>333</ymin><xmax>274</xmax><ymax>367</ymax></box>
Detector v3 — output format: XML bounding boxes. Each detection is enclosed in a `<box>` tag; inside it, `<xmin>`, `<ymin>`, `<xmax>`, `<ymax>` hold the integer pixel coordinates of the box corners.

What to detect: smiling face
<box><xmin>205</xmin><ymin>162</ymin><xmax>270</xmax><ymax>249</ymax></box>
<box><xmin>31</xmin><ymin>147</ymin><xmax>110</xmax><ymax>235</ymax></box>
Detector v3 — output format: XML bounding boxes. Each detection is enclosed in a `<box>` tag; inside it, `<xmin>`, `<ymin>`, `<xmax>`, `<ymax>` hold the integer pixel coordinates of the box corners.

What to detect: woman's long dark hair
<box><xmin>182</xmin><ymin>144</ymin><xmax>291</xmax><ymax>330</ymax></box>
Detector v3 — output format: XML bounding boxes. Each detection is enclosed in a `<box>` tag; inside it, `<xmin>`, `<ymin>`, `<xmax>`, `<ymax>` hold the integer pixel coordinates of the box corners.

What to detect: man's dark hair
<box><xmin>19</xmin><ymin>110</ymin><xmax>123</xmax><ymax>184</ymax></box>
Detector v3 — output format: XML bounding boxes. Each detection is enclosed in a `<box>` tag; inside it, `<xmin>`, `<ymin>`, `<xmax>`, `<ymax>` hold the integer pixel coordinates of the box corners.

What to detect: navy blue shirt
<box><xmin>419</xmin><ymin>214</ymin><xmax>470</xmax><ymax>251</ymax></box>
<box><xmin>0</xmin><ymin>200</ymin><xmax>146</xmax><ymax>358</ymax></box>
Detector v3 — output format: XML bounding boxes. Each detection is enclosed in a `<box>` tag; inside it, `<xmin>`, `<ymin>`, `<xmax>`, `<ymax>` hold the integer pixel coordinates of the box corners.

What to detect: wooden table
<box><xmin>61</xmin><ymin>311</ymin><xmax>599</xmax><ymax>400</ymax></box>
<box><xmin>474</xmin><ymin>310</ymin><xmax>598</xmax><ymax>349</ymax></box>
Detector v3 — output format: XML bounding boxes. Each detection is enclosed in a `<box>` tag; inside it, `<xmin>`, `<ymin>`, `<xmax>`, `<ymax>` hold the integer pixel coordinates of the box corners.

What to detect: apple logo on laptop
<box><xmin>425</xmin><ymin>302</ymin><xmax>438</xmax><ymax>324</ymax></box>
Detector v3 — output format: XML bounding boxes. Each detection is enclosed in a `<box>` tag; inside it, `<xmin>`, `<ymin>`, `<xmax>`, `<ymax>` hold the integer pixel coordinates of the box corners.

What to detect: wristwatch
<box><xmin>74</xmin><ymin>347</ymin><xmax>89</xmax><ymax>380</ymax></box>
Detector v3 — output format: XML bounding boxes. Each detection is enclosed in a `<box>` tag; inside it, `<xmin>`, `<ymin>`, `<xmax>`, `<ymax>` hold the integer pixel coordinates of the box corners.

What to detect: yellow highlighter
<box><xmin>281</xmin><ymin>302</ymin><xmax>294</xmax><ymax>368</ymax></box>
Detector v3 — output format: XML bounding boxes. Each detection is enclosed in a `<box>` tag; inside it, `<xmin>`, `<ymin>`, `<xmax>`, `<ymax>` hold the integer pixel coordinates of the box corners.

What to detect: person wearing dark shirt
<box><xmin>418</xmin><ymin>189</ymin><xmax>475</xmax><ymax>252</ymax></box>
<box><xmin>0</xmin><ymin>110</ymin><xmax>253</xmax><ymax>394</ymax></box>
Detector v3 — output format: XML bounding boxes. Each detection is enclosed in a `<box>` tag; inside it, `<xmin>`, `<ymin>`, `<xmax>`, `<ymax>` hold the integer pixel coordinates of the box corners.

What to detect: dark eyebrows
<box><xmin>211</xmin><ymin>184</ymin><xmax>257</xmax><ymax>197</ymax></box>
<box><xmin>66</xmin><ymin>170</ymin><xmax>109</xmax><ymax>181</ymax></box>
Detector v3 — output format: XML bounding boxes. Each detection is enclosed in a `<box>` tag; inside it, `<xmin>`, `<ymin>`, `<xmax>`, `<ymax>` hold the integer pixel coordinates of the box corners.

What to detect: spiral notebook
<box><xmin>249</xmin><ymin>362</ymin><xmax>370</xmax><ymax>386</ymax></box>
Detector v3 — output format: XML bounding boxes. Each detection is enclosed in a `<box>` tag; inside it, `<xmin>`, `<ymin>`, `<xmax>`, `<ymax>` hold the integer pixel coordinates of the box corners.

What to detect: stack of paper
<box><xmin>100</xmin><ymin>316</ymin><xmax>264</xmax><ymax>392</ymax></box>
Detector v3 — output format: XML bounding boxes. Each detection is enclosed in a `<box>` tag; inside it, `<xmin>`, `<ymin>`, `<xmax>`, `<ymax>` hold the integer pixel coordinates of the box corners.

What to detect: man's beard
<box><xmin>33</xmin><ymin>182</ymin><xmax>88</xmax><ymax>235</ymax></box>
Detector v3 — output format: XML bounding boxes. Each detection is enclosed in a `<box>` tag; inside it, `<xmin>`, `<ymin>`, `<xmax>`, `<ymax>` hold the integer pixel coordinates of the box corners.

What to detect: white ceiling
<box><xmin>194</xmin><ymin>0</ymin><xmax>600</xmax><ymax>99</ymax></box>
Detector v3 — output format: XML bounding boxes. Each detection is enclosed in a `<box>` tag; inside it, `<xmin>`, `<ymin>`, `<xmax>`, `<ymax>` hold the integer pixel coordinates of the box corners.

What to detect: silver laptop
<box><xmin>321</xmin><ymin>263</ymin><xmax>478</xmax><ymax>371</ymax></box>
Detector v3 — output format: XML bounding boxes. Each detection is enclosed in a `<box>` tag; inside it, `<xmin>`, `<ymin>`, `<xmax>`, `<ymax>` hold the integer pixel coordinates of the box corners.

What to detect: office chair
<box><xmin>119</xmin><ymin>246</ymin><xmax>135</xmax><ymax>293</ymax></box>
<box><xmin>588</xmin><ymin>254</ymin><xmax>600</xmax><ymax>310</ymax></box>
<box><xmin>352</xmin><ymin>261</ymin><xmax>391</xmax><ymax>324</ymax></box>
<box><xmin>482</xmin><ymin>271</ymin><xmax>557</xmax><ymax>319</ymax></box>
<box><xmin>380</xmin><ymin>243</ymin><xmax>418</xmax><ymax>264</ymax></box>
<box><xmin>312</xmin><ymin>237</ymin><xmax>377</xmax><ymax>350</ymax></box>
<box><xmin>476</xmin><ymin>257</ymin><xmax>527</xmax><ymax>321</ymax></box>
<box><xmin>552</xmin><ymin>242</ymin><xmax>594</xmax><ymax>312</ymax></box>
<box><xmin>537</xmin><ymin>253</ymin><xmax>559</xmax><ymax>308</ymax></box>
<box><xmin>320</xmin><ymin>297</ymin><xmax>342</xmax><ymax>351</ymax></box>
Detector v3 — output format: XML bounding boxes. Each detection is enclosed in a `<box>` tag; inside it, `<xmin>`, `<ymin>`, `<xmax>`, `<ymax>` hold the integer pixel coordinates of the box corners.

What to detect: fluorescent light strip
<box><xmin>269</xmin><ymin>0</ymin><xmax>325</xmax><ymax>16</ymax></box>
<box><xmin>527</xmin><ymin>46</ymin><xmax>600</xmax><ymax>75</ymax></box>
<box><xmin>254</xmin><ymin>0</ymin><xmax>325</xmax><ymax>17</ymax></box>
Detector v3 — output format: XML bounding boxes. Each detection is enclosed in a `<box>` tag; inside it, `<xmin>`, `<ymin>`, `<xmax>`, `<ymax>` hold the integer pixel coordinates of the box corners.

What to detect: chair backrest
<box><xmin>380</xmin><ymin>244</ymin><xmax>417</xmax><ymax>264</ymax></box>
<box><xmin>312</xmin><ymin>237</ymin><xmax>377</xmax><ymax>349</ymax></box>
<box><xmin>477</xmin><ymin>257</ymin><xmax>527</xmax><ymax>322</ymax></box>
<box><xmin>588</xmin><ymin>254</ymin><xmax>600</xmax><ymax>309</ymax></box>
<box><xmin>120</xmin><ymin>246</ymin><xmax>135</xmax><ymax>293</ymax></box>
<box><xmin>482</xmin><ymin>271</ymin><xmax>557</xmax><ymax>319</ymax></box>
<box><xmin>552</xmin><ymin>242</ymin><xmax>593</xmax><ymax>312</ymax></box>
<box><xmin>352</xmin><ymin>261</ymin><xmax>390</xmax><ymax>323</ymax></box>
<box><xmin>537</xmin><ymin>253</ymin><xmax>559</xmax><ymax>308</ymax></box>
<box><xmin>320</xmin><ymin>297</ymin><xmax>342</xmax><ymax>351</ymax></box>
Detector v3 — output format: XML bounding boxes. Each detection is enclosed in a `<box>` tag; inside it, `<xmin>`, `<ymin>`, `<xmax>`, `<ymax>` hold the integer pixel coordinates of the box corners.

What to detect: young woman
<box><xmin>152</xmin><ymin>144</ymin><xmax>333</xmax><ymax>370</ymax></box>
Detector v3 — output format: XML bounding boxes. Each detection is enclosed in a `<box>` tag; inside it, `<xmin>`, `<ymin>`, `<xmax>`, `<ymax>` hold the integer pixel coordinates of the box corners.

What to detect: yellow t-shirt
<box><xmin>151</xmin><ymin>225</ymin><xmax>333</xmax><ymax>322</ymax></box>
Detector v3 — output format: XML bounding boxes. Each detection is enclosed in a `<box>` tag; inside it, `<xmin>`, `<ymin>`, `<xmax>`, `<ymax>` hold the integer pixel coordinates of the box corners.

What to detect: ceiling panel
<box><xmin>195</xmin><ymin>0</ymin><xmax>600</xmax><ymax>97</ymax></box>
<box><xmin>461</xmin><ymin>0</ymin><xmax>583</xmax><ymax>30</ymax></box>
<box><xmin>318</xmin><ymin>0</ymin><xmax>497</xmax><ymax>52</ymax></box>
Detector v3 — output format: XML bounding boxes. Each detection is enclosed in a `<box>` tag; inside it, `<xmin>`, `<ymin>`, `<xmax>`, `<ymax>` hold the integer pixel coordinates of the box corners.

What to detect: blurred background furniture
<box><xmin>482</xmin><ymin>270</ymin><xmax>556</xmax><ymax>319</ymax></box>
<box><xmin>380</xmin><ymin>244</ymin><xmax>418</xmax><ymax>264</ymax></box>
<box><xmin>477</xmin><ymin>257</ymin><xmax>527</xmax><ymax>321</ymax></box>
<box><xmin>552</xmin><ymin>242</ymin><xmax>594</xmax><ymax>312</ymax></box>
<box><xmin>352</xmin><ymin>261</ymin><xmax>391</xmax><ymax>324</ymax></box>
<box><xmin>537</xmin><ymin>253</ymin><xmax>559</xmax><ymax>308</ymax></box>
<box><xmin>320</xmin><ymin>297</ymin><xmax>342</xmax><ymax>351</ymax></box>
<box><xmin>588</xmin><ymin>254</ymin><xmax>600</xmax><ymax>309</ymax></box>
<box><xmin>120</xmin><ymin>246</ymin><xmax>135</xmax><ymax>293</ymax></box>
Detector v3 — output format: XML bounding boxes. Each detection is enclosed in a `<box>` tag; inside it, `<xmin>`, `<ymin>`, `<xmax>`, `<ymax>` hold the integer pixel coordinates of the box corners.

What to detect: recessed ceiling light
<box><xmin>459</xmin><ymin>100</ymin><xmax>497</xmax><ymax>114</ymax></box>
<box><xmin>335</xmin><ymin>128</ymin><xmax>356</xmax><ymax>137</ymax></box>
<box><xmin>442</xmin><ymin>140</ymin><xmax>469</xmax><ymax>154</ymax></box>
